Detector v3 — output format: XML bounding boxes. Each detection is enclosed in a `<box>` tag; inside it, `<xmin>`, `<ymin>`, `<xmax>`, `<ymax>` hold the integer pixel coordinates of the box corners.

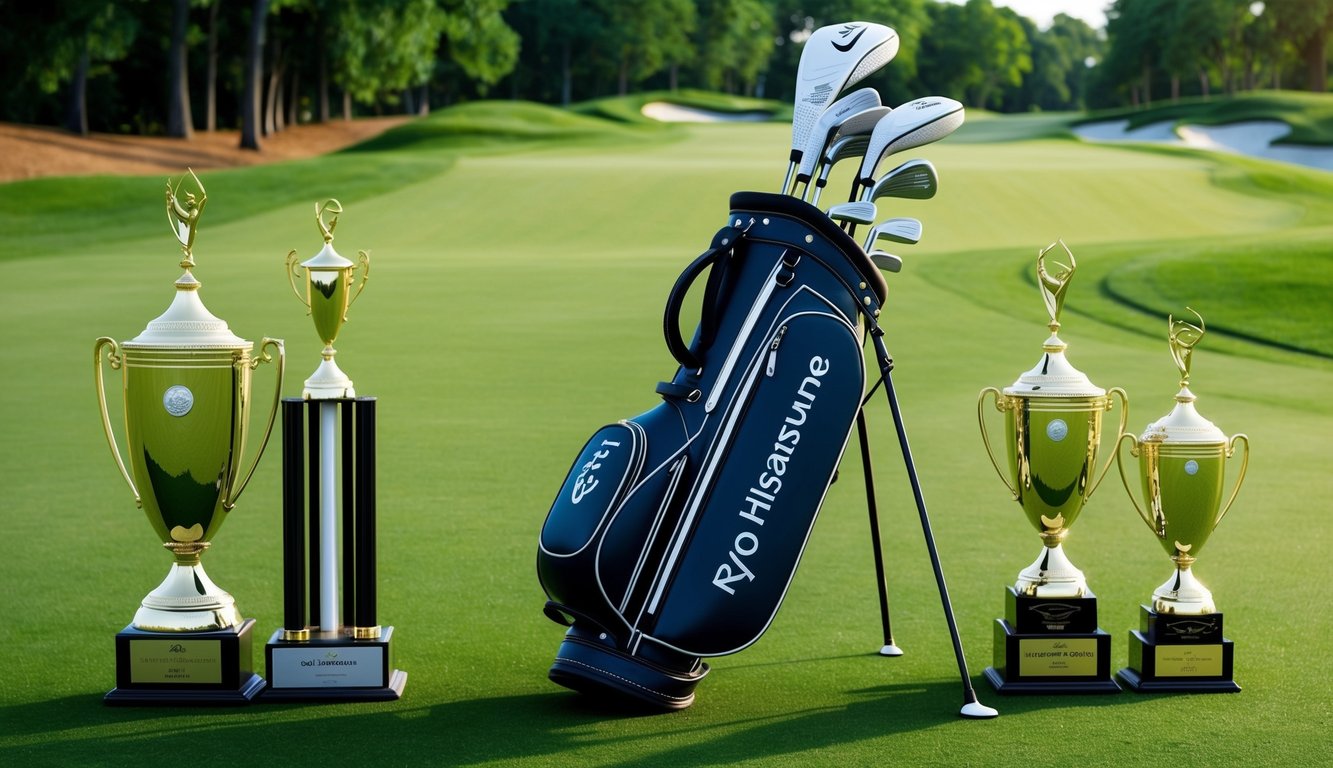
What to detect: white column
<box><xmin>319</xmin><ymin>401</ymin><xmax>338</xmax><ymax>632</ymax></box>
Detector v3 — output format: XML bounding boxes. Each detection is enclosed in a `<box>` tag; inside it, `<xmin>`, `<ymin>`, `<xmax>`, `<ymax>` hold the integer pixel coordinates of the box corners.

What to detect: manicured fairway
<box><xmin>2</xmin><ymin>105</ymin><xmax>1330</xmax><ymax>767</ymax></box>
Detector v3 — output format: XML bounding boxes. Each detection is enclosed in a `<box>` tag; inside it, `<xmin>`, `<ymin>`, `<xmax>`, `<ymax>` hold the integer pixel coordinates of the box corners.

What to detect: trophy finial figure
<box><xmin>1168</xmin><ymin>307</ymin><xmax>1205</xmax><ymax>388</ymax></box>
<box><xmin>316</xmin><ymin>199</ymin><xmax>343</xmax><ymax>244</ymax></box>
<box><xmin>166</xmin><ymin>169</ymin><xmax>207</xmax><ymax>270</ymax></box>
<box><xmin>1036</xmin><ymin>239</ymin><xmax>1075</xmax><ymax>332</ymax></box>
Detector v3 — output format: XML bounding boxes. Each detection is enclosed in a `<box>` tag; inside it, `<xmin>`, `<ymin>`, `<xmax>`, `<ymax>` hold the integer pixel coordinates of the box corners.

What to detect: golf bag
<box><xmin>537</xmin><ymin>192</ymin><xmax>891</xmax><ymax>709</ymax></box>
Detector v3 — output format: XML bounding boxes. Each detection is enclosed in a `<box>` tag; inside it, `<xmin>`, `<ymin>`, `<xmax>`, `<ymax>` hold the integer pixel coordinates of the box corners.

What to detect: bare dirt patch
<box><xmin>0</xmin><ymin>117</ymin><xmax>410</xmax><ymax>183</ymax></box>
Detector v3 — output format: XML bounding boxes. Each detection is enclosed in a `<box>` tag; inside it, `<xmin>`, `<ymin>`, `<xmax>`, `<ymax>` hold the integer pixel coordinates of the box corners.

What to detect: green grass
<box><xmin>2</xmin><ymin>98</ymin><xmax>1330</xmax><ymax>767</ymax></box>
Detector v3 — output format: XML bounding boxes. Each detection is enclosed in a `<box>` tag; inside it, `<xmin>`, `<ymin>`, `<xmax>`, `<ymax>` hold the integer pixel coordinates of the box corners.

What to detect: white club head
<box><xmin>878</xmin><ymin>643</ymin><xmax>904</xmax><ymax>657</ymax></box>
<box><xmin>784</xmin><ymin>22</ymin><xmax>899</xmax><ymax>190</ymax></box>
<box><xmin>960</xmin><ymin>700</ymin><xmax>999</xmax><ymax>719</ymax></box>
<box><xmin>809</xmin><ymin>134</ymin><xmax>871</xmax><ymax>205</ymax></box>
<box><xmin>832</xmin><ymin>105</ymin><xmax>892</xmax><ymax>144</ymax></box>
<box><xmin>864</xmin><ymin>218</ymin><xmax>922</xmax><ymax>248</ymax></box>
<box><xmin>869</xmin><ymin>250</ymin><xmax>903</xmax><ymax>273</ymax></box>
<box><xmin>856</xmin><ymin>97</ymin><xmax>964</xmax><ymax>191</ymax></box>
<box><xmin>828</xmin><ymin>201</ymin><xmax>877</xmax><ymax>227</ymax></box>
<box><xmin>865</xmin><ymin>158</ymin><xmax>938</xmax><ymax>203</ymax></box>
<box><xmin>794</xmin><ymin>89</ymin><xmax>882</xmax><ymax>189</ymax></box>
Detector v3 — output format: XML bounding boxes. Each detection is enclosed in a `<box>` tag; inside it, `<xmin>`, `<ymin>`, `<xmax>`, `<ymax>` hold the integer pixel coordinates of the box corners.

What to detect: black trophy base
<box><xmin>548</xmin><ymin>626</ymin><xmax>708</xmax><ymax>712</ymax></box>
<box><xmin>106</xmin><ymin>618</ymin><xmax>263</xmax><ymax>706</ymax></box>
<box><xmin>262</xmin><ymin>626</ymin><xmax>405</xmax><ymax>702</ymax></box>
<box><xmin>986</xmin><ymin>587</ymin><xmax>1121</xmax><ymax>695</ymax></box>
<box><xmin>1117</xmin><ymin>605</ymin><xmax>1239</xmax><ymax>693</ymax></box>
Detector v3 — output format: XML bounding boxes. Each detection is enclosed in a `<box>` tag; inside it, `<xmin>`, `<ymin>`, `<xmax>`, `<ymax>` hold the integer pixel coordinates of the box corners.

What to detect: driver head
<box><xmin>790</xmin><ymin>22</ymin><xmax>899</xmax><ymax>158</ymax></box>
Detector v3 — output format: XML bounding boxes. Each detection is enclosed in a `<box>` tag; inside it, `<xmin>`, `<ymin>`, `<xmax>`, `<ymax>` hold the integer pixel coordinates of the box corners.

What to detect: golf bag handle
<box><xmin>663</xmin><ymin>226</ymin><xmax>740</xmax><ymax>371</ymax></box>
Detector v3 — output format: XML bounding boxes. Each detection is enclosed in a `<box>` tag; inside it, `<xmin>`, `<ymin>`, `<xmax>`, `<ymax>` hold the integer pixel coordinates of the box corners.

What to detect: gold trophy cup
<box><xmin>95</xmin><ymin>170</ymin><xmax>284</xmax><ymax>704</ymax></box>
<box><xmin>1117</xmin><ymin>309</ymin><xmax>1249</xmax><ymax>615</ymax></box>
<box><xmin>1115</xmin><ymin>309</ymin><xmax>1247</xmax><ymax>692</ymax></box>
<box><xmin>285</xmin><ymin>199</ymin><xmax>369</xmax><ymax>399</ymax></box>
<box><xmin>979</xmin><ymin>241</ymin><xmax>1126</xmax><ymax>694</ymax></box>
<box><xmin>979</xmin><ymin>242</ymin><xmax>1128</xmax><ymax>597</ymax></box>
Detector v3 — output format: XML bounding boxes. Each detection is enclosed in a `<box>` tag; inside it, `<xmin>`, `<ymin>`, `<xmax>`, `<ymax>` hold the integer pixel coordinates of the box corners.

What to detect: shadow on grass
<box><xmin>2</xmin><ymin>677</ymin><xmax>1148</xmax><ymax>767</ymax></box>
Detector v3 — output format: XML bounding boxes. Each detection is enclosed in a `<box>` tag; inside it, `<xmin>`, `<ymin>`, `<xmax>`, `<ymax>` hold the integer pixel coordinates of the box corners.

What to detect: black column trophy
<box><xmin>262</xmin><ymin>200</ymin><xmax>405</xmax><ymax>701</ymax></box>
<box><xmin>977</xmin><ymin>242</ymin><xmax>1126</xmax><ymax>694</ymax></box>
<box><xmin>95</xmin><ymin>170</ymin><xmax>285</xmax><ymax>704</ymax></box>
<box><xmin>1115</xmin><ymin>309</ymin><xmax>1247</xmax><ymax>692</ymax></box>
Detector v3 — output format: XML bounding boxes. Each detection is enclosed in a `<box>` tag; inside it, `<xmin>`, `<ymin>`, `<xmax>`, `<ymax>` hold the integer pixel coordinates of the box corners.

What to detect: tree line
<box><xmin>1</xmin><ymin>1</ymin><xmax>1329</xmax><ymax>148</ymax></box>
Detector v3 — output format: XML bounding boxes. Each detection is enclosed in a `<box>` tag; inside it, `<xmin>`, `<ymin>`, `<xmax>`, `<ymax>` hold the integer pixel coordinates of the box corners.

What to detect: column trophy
<box><xmin>977</xmin><ymin>241</ymin><xmax>1126</xmax><ymax>694</ymax></box>
<box><xmin>1115</xmin><ymin>309</ymin><xmax>1247</xmax><ymax>692</ymax></box>
<box><xmin>262</xmin><ymin>199</ymin><xmax>405</xmax><ymax>701</ymax></box>
<box><xmin>95</xmin><ymin>170</ymin><xmax>284</xmax><ymax>704</ymax></box>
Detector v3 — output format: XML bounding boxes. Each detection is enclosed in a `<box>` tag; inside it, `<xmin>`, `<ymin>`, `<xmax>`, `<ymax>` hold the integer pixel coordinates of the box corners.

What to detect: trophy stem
<box><xmin>134</xmin><ymin>542</ymin><xmax>242</xmax><ymax>632</ymax></box>
<box><xmin>1016</xmin><ymin>542</ymin><xmax>1087</xmax><ymax>598</ymax></box>
<box><xmin>304</xmin><ymin>348</ymin><xmax>355</xmax><ymax>399</ymax></box>
<box><xmin>1152</xmin><ymin>557</ymin><xmax>1216</xmax><ymax>615</ymax></box>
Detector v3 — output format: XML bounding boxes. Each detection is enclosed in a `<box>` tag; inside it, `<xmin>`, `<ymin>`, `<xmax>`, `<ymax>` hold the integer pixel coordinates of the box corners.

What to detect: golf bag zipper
<box><xmin>704</xmin><ymin>255</ymin><xmax>789</xmax><ymax>413</ymax></box>
<box><xmin>765</xmin><ymin>325</ymin><xmax>789</xmax><ymax>376</ymax></box>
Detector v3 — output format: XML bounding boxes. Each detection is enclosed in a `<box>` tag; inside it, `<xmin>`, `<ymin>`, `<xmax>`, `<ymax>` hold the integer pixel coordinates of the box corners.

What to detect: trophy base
<box><xmin>548</xmin><ymin>625</ymin><xmax>708</xmax><ymax>711</ymax></box>
<box><xmin>986</xmin><ymin>588</ymin><xmax>1120</xmax><ymax>694</ymax></box>
<box><xmin>262</xmin><ymin>626</ymin><xmax>405</xmax><ymax>702</ymax></box>
<box><xmin>1116</xmin><ymin>605</ymin><xmax>1239</xmax><ymax>693</ymax></box>
<box><xmin>106</xmin><ymin>618</ymin><xmax>263</xmax><ymax>706</ymax></box>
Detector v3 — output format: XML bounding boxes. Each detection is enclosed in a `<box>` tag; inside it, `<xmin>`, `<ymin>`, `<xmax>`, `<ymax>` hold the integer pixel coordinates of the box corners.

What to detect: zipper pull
<box><xmin>766</xmin><ymin>325</ymin><xmax>788</xmax><ymax>376</ymax></box>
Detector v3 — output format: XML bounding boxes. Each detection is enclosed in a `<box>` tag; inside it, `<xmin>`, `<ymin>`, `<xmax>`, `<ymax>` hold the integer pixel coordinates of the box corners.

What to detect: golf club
<box><xmin>851</xmin><ymin>97</ymin><xmax>963</xmax><ymax>201</ymax></box>
<box><xmin>828</xmin><ymin>201</ymin><xmax>877</xmax><ymax>231</ymax></box>
<box><xmin>809</xmin><ymin>134</ymin><xmax>870</xmax><ymax>206</ymax></box>
<box><xmin>783</xmin><ymin>21</ymin><xmax>899</xmax><ymax>193</ymax></box>
<box><xmin>869</xmin><ymin>250</ymin><xmax>903</xmax><ymax>273</ymax></box>
<box><xmin>864</xmin><ymin>158</ymin><xmax>939</xmax><ymax>203</ymax></box>
<box><xmin>864</xmin><ymin>218</ymin><xmax>923</xmax><ymax>249</ymax></box>
<box><xmin>789</xmin><ymin>90</ymin><xmax>883</xmax><ymax>196</ymax></box>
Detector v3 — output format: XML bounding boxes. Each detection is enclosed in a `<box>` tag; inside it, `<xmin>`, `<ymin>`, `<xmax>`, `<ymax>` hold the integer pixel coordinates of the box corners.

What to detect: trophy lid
<box><xmin>301</xmin><ymin>240</ymin><xmax>355</xmax><ymax>270</ymax></box>
<box><xmin>301</xmin><ymin>200</ymin><xmax>355</xmax><ymax>270</ymax></box>
<box><xmin>1003</xmin><ymin>337</ymin><xmax>1107</xmax><ymax>398</ymax></box>
<box><xmin>1140</xmin><ymin>388</ymin><xmax>1227</xmax><ymax>444</ymax></box>
<box><xmin>124</xmin><ymin>170</ymin><xmax>249</xmax><ymax>350</ymax></box>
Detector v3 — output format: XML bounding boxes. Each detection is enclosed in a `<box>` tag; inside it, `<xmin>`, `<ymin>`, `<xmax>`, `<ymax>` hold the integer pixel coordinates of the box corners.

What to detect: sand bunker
<box><xmin>1073</xmin><ymin>118</ymin><xmax>1333</xmax><ymax>172</ymax></box>
<box><xmin>640</xmin><ymin>102</ymin><xmax>770</xmax><ymax>123</ymax></box>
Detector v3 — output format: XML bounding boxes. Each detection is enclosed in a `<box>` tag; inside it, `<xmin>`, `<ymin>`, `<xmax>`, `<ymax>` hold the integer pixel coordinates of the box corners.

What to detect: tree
<box><xmin>167</xmin><ymin>0</ymin><xmax>194</xmax><ymax>138</ymax></box>
<box><xmin>920</xmin><ymin>0</ymin><xmax>1031</xmax><ymax>109</ymax></box>
<box><xmin>692</xmin><ymin>0</ymin><xmax>777</xmax><ymax>95</ymax></box>
<box><xmin>241</xmin><ymin>0</ymin><xmax>270</xmax><ymax>149</ymax></box>
<box><xmin>1267</xmin><ymin>0</ymin><xmax>1333</xmax><ymax>92</ymax></box>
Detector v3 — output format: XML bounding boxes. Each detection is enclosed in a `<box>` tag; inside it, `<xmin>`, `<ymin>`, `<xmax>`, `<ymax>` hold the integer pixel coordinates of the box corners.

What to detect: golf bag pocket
<box><xmin>540</xmin><ymin>422</ymin><xmax>645</xmax><ymax>557</ymax></box>
<box><xmin>644</xmin><ymin>310</ymin><xmax>865</xmax><ymax>657</ymax></box>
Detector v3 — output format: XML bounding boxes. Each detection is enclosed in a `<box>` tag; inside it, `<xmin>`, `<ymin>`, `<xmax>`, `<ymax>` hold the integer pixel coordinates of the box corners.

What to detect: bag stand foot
<box><xmin>548</xmin><ymin>627</ymin><xmax>708</xmax><ymax>712</ymax></box>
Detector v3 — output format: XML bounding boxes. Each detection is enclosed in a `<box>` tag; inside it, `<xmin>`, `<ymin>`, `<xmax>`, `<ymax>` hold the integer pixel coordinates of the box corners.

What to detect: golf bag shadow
<box><xmin>538</xmin><ymin>192</ymin><xmax>972</xmax><ymax>712</ymax></box>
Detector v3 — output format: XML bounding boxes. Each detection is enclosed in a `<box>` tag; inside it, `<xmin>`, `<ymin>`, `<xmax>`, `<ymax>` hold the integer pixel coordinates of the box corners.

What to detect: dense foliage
<box><xmin>0</xmin><ymin>0</ymin><xmax>1328</xmax><ymax>142</ymax></box>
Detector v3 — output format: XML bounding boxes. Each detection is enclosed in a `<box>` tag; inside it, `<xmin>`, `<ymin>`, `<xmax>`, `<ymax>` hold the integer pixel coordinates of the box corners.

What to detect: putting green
<box><xmin>2</xmin><ymin>106</ymin><xmax>1329</xmax><ymax>767</ymax></box>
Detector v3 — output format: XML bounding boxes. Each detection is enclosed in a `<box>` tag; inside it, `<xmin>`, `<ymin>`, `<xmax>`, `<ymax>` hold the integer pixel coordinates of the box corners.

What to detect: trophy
<box><xmin>977</xmin><ymin>241</ymin><xmax>1126</xmax><ymax>694</ymax></box>
<box><xmin>263</xmin><ymin>199</ymin><xmax>405</xmax><ymax>701</ymax></box>
<box><xmin>1115</xmin><ymin>309</ymin><xmax>1247</xmax><ymax>692</ymax></box>
<box><xmin>95</xmin><ymin>170</ymin><xmax>284</xmax><ymax>704</ymax></box>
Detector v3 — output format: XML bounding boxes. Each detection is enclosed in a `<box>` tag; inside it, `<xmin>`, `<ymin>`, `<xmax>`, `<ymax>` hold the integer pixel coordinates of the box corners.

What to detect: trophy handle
<box><xmin>94</xmin><ymin>337</ymin><xmax>140</xmax><ymax>506</ymax></box>
<box><xmin>285</xmin><ymin>250</ymin><xmax>310</xmax><ymax>311</ymax></box>
<box><xmin>1216</xmin><ymin>433</ymin><xmax>1250</xmax><ymax>527</ymax></box>
<box><xmin>225</xmin><ymin>337</ymin><xmax>286</xmax><ymax>510</ymax></box>
<box><xmin>346</xmin><ymin>249</ymin><xmax>371</xmax><ymax>314</ymax></box>
<box><xmin>977</xmin><ymin>387</ymin><xmax>1017</xmax><ymax>498</ymax></box>
<box><xmin>1087</xmin><ymin>386</ymin><xmax>1129</xmax><ymax>498</ymax></box>
<box><xmin>1115</xmin><ymin>432</ymin><xmax>1156</xmax><ymax>534</ymax></box>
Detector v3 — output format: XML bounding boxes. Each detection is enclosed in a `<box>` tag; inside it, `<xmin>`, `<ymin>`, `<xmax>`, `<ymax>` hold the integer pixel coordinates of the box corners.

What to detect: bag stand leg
<box><xmin>869</xmin><ymin>329</ymin><xmax>998</xmax><ymax>720</ymax></box>
<box><xmin>856</xmin><ymin>408</ymin><xmax>903</xmax><ymax>657</ymax></box>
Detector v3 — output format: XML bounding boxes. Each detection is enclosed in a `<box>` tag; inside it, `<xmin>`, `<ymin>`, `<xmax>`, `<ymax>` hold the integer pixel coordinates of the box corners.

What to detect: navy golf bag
<box><xmin>537</xmin><ymin>192</ymin><xmax>982</xmax><ymax>713</ymax></box>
